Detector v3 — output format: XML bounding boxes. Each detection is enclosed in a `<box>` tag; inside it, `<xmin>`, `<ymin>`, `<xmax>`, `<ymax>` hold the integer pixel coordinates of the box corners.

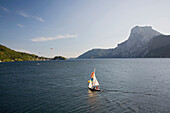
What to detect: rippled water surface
<box><xmin>0</xmin><ymin>59</ymin><xmax>170</xmax><ymax>113</ymax></box>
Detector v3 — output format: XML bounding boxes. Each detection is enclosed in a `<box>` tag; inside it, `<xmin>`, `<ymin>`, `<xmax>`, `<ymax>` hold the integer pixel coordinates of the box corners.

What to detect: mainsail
<box><xmin>88</xmin><ymin>69</ymin><xmax>99</xmax><ymax>88</ymax></box>
<box><xmin>93</xmin><ymin>72</ymin><xmax>99</xmax><ymax>86</ymax></box>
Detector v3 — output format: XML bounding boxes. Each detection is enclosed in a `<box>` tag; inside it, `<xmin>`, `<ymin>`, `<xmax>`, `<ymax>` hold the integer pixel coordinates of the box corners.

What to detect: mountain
<box><xmin>109</xmin><ymin>26</ymin><xmax>162</xmax><ymax>58</ymax></box>
<box><xmin>143</xmin><ymin>35</ymin><xmax>170</xmax><ymax>57</ymax></box>
<box><xmin>78</xmin><ymin>49</ymin><xmax>111</xmax><ymax>58</ymax></box>
<box><xmin>78</xmin><ymin>26</ymin><xmax>170</xmax><ymax>58</ymax></box>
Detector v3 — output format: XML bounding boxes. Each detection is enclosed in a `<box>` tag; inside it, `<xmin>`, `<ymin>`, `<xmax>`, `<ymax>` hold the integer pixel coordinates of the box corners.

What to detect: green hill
<box><xmin>0</xmin><ymin>44</ymin><xmax>43</xmax><ymax>62</ymax></box>
<box><xmin>0</xmin><ymin>44</ymin><xmax>67</xmax><ymax>62</ymax></box>
<box><xmin>53</xmin><ymin>56</ymin><xmax>67</xmax><ymax>60</ymax></box>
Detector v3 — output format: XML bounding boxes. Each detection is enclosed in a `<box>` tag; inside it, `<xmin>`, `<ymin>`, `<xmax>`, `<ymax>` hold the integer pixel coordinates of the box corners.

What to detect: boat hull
<box><xmin>88</xmin><ymin>87</ymin><xmax>100</xmax><ymax>91</ymax></box>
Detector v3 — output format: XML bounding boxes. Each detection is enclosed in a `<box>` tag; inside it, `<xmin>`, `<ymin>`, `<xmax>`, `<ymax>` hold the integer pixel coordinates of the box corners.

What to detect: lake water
<box><xmin>0</xmin><ymin>59</ymin><xmax>170</xmax><ymax>113</ymax></box>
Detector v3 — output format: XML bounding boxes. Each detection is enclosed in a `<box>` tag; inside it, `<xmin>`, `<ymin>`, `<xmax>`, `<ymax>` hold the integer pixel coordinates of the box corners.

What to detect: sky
<box><xmin>0</xmin><ymin>0</ymin><xmax>170</xmax><ymax>58</ymax></box>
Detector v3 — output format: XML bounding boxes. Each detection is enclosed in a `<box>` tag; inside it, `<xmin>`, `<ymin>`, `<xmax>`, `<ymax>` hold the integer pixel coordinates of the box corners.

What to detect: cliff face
<box><xmin>78</xmin><ymin>26</ymin><xmax>170</xmax><ymax>58</ymax></box>
<box><xmin>109</xmin><ymin>26</ymin><xmax>162</xmax><ymax>57</ymax></box>
<box><xmin>144</xmin><ymin>35</ymin><xmax>170</xmax><ymax>57</ymax></box>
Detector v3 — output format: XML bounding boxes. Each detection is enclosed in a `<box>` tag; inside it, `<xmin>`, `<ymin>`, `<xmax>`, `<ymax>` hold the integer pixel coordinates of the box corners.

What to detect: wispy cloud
<box><xmin>17</xmin><ymin>24</ymin><xmax>24</xmax><ymax>28</ymax></box>
<box><xmin>0</xmin><ymin>6</ymin><xmax>10</xmax><ymax>12</ymax></box>
<box><xmin>0</xmin><ymin>7</ymin><xmax>45</xmax><ymax>23</ymax></box>
<box><xmin>16</xmin><ymin>10</ymin><xmax>45</xmax><ymax>23</ymax></box>
<box><xmin>31</xmin><ymin>34</ymin><xmax>78</xmax><ymax>42</ymax></box>
<box><xmin>34</xmin><ymin>16</ymin><xmax>45</xmax><ymax>23</ymax></box>
<box><xmin>17</xmin><ymin>10</ymin><xmax>29</xmax><ymax>18</ymax></box>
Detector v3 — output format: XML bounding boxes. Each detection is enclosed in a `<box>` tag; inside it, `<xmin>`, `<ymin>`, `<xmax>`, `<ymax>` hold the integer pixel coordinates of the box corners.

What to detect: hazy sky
<box><xmin>0</xmin><ymin>0</ymin><xmax>170</xmax><ymax>58</ymax></box>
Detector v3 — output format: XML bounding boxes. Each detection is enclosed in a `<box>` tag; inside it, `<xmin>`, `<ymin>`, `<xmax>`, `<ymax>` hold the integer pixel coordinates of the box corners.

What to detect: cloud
<box><xmin>17</xmin><ymin>10</ymin><xmax>29</xmax><ymax>18</ymax></box>
<box><xmin>17</xmin><ymin>24</ymin><xmax>24</xmax><ymax>28</ymax></box>
<box><xmin>16</xmin><ymin>10</ymin><xmax>45</xmax><ymax>23</ymax></box>
<box><xmin>0</xmin><ymin>6</ymin><xmax>10</xmax><ymax>12</ymax></box>
<box><xmin>31</xmin><ymin>34</ymin><xmax>78</xmax><ymax>42</ymax></box>
<box><xmin>34</xmin><ymin>16</ymin><xmax>45</xmax><ymax>23</ymax></box>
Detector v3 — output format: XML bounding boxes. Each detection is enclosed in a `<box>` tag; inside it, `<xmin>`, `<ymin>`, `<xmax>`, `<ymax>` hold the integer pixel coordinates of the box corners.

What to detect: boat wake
<box><xmin>100</xmin><ymin>89</ymin><xmax>157</xmax><ymax>97</ymax></box>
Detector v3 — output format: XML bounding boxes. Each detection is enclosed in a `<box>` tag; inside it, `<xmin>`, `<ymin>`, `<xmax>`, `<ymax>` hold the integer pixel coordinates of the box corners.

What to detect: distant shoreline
<box><xmin>0</xmin><ymin>59</ymin><xmax>67</xmax><ymax>63</ymax></box>
<box><xmin>1</xmin><ymin>57</ymin><xmax>170</xmax><ymax>63</ymax></box>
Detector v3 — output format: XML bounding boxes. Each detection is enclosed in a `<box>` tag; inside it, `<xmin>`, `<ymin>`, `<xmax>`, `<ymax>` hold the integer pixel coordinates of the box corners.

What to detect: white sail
<box><xmin>93</xmin><ymin>71</ymin><xmax>99</xmax><ymax>86</ymax></box>
<box><xmin>88</xmin><ymin>78</ymin><xmax>93</xmax><ymax>88</ymax></box>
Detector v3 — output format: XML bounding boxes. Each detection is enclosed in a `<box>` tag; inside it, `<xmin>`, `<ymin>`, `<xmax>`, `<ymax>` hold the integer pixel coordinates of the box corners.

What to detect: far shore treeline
<box><xmin>0</xmin><ymin>44</ymin><xmax>66</xmax><ymax>62</ymax></box>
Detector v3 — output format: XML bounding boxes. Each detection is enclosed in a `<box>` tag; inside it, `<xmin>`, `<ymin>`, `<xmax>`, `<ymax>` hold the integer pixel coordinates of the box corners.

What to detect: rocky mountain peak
<box><xmin>129</xmin><ymin>26</ymin><xmax>162</xmax><ymax>40</ymax></box>
<box><xmin>131</xmin><ymin>26</ymin><xmax>152</xmax><ymax>33</ymax></box>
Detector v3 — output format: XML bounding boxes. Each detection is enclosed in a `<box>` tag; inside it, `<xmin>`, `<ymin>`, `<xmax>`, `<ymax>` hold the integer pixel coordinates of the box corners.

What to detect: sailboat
<box><xmin>88</xmin><ymin>68</ymin><xmax>100</xmax><ymax>91</ymax></box>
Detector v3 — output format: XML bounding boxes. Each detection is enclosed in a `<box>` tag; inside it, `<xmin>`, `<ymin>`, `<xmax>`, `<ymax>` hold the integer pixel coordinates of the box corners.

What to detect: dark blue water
<box><xmin>0</xmin><ymin>59</ymin><xmax>170</xmax><ymax>113</ymax></box>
